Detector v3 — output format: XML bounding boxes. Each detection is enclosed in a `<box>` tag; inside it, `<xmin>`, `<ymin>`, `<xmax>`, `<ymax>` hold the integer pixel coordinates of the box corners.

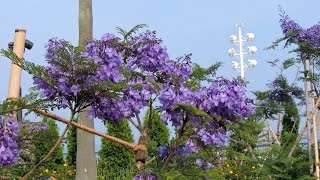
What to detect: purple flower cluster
<box><xmin>267</xmin><ymin>76</ymin><xmax>303</xmax><ymax>102</ymax></box>
<box><xmin>83</xmin><ymin>33</ymin><xmax>154</xmax><ymax>121</ymax></box>
<box><xmin>84</xmin><ymin>33</ymin><xmax>124</xmax><ymax>83</ymax></box>
<box><xmin>34</xmin><ymin>38</ymin><xmax>93</xmax><ymax>109</ymax></box>
<box><xmin>280</xmin><ymin>10</ymin><xmax>320</xmax><ymax>49</ymax></box>
<box><xmin>157</xmin><ymin>143</ymin><xmax>198</xmax><ymax>160</ymax></box>
<box><xmin>34</xmin><ymin>30</ymin><xmax>194</xmax><ymax>123</ymax></box>
<box><xmin>89</xmin><ymin>84</ymin><xmax>154</xmax><ymax>121</ymax></box>
<box><xmin>161</xmin><ymin>54</ymin><xmax>192</xmax><ymax>81</ymax></box>
<box><xmin>35</xmin><ymin>30</ymin><xmax>254</xmax><ymax>151</ymax></box>
<box><xmin>126</xmin><ymin>31</ymin><xmax>192</xmax><ymax>82</ymax></box>
<box><xmin>135</xmin><ymin>173</ymin><xmax>158</xmax><ymax>180</ymax></box>
<box><xmin>195</xmin><ymin>158</ymin><xmax>213</xmax><ymax>171</ymax></box>
<box><xmin>30</xmin><ymin>123</ymin><xmax>49</xmax><ymax>132</ymax></box>
<box><xmin>159</xmin><ymin>78</ymin><xmax>254</xmax><ymax>145</ymax></box>
<box><xmin>0</xmin><ymin>116</ymin><xmax>19</xmax><ymax>167</ymax></box>
<box><xmin>36</xmin><ymin>35</ymin><xmax>127</xmax><ymax>114</ymax></box>
<box><xmin>127</xmin><ymin>31</ymin><xmax>169</xmax><ymax>72</ymax></box>
<box><xmin>197</xmin><ymin>127</ymin><xmax>229</xmax><ymax>145</ymax></box>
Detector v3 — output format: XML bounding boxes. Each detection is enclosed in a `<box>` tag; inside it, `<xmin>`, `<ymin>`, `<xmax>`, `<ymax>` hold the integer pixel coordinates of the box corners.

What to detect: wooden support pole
<box><xmin>7</xmin><ymin>29</ymin><xmax>26</xmax><ymax>119</ymax></box>
<box><xmin>313</xmin><ymin>111</ymin><xmax>320</xmax><ymax>179</ymax></box>
<box><xmin>267</xmin><ymin>121</ymin><xmax>280</xmax><ymax>145</ymax></box>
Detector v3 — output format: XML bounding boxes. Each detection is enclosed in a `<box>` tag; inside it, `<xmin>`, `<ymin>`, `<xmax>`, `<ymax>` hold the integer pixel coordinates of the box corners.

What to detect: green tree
<box><xmin>143</xmin><ymin>109</ymin><xmax>170</xmax><ymax>158</ymax></box>
<box><xmin>224</xmin><ymin>116</ymin><xmax>265</xmax><ymax>179</ymax></box>
<box><xmin>281</xmin><ymin>100</ymin><xmax>300</xmax><ymax>147</ymax></box>
<box><xmin>33</xmin><ymin>117</ymin><xmax>64</xmax><ymax>170</ymax></box>
<box><xmin>66</xmin><ymin>118</ymin><xmax>78</xmax><ymax>178</ymax></box>
<box><xmin>98</xmin><ymin>120</ymin><xmax>135</xmax><ymax>179</ymax></box>
<box><xmin>67</xmin><ymin>119</ymin><xmax>77</xmax><ymax>166</ymax></box>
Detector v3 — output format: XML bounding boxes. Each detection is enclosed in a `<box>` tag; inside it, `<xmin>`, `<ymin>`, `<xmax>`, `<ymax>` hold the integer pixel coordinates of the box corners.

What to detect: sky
<box><xmin>0</xmin><ymin>1</ymin><xmax>319</xmax><ymax>151</ymax></box>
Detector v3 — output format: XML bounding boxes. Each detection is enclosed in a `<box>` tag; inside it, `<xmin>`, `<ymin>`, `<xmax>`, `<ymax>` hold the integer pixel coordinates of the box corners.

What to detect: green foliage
<box><xmin>0</xmin><ymin>92</ymin><xmax>45</xmax><ymax>116</ymax></box>
<box><xmin>281</xmin><ymin>101</ymin><xmax>300</xmax><ymax>147</ymax></box>
<box><xmin>265</xmin><ymin>37</ymin><xmax>287</xmax><ymax>50</ymax></box>
<box><xmin>143</xmin><ymin>108</ymin><xmax>170</xmax><ymax>158</ymax></box>
<box><xmin>173</xmin><ymin>103</ymin><xmax>213</xmax><ymax>120</ymax></box>
<box><xmin>34</xmin><ymin>163</ymin><xmax>76</xmax><ymax>179</ymax></box>
<box><xmin>228</xmin><ymin>117</ymin><xmax>264</xmax><ymax>154</ymax></box>
<box><xmin>116</xmin><ymin>24</ymin><xmax>148</xmax><ymax>42</ymax></box>
<box><xmin>224</xmin><ymin>117</ymin><xmax>265</xmax><ymax>179</ymax></box>
<box><xmin>187</xmin><ymin>62</ymin><xmax>222</xmax><ymax>90</ymax></box>
<box><xmin>282</xmin><ymin>58</ymin><xmax>297</xmax><ymax>69</ymax></box>
<box><xmin>155</xmin><ymin>147</ymin><xmax>226</xmax><ymax>180</ymax></box>
<box><xmin>66</xmin><ymin>118</ymin><xmax>77</xmax><ymax>167</ymax></box>
<box><xmin>97</xmin><ymin>119</ymin><xmax>135</xmax><ymax>179</ymax></box>
<box><xmin>33</xmin><ymin>117</ymin><xmax>64</xmax><ymax>171</ymax></box>
<box><xmin>258</xmin><ymin>145</ymin><xmax>311</xmax><ymax>180</ymax></box>
<box><xmin>224</xmin><ymin>113</ymin><xmax>311</xmax><ymax>180</ymax></box>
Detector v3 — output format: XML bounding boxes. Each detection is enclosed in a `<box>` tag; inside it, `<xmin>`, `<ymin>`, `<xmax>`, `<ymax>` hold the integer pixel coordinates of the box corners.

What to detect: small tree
<box><xmin>143</xmin><ymin>108</ymin><xmax>170</xmax><ymax>158</ymax></box>
<box><xmin>98</xmin><ymin>120</ymin><xmax>135</xmax><ymax>179</ymax></box>
<box><xmin>33</xmin><ymin>117</ymin><xmax>64</xmax><ymax>170</ymax></box>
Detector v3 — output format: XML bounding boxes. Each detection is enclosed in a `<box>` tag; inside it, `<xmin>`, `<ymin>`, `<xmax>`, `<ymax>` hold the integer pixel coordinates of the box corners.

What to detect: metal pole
<box><xmin>7</xmin><ymin>29</ymin><xmax>26</xmax><ymax>119</ymax></box>
<box><xmin>238</xmin><ymin>25</ymin><xmax>244</xmax><ymax>79</ymax></box>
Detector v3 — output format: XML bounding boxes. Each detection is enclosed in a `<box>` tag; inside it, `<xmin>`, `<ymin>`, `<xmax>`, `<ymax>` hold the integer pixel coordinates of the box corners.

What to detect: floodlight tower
<box><xmin>228</xmin><ymin>24</ymin><xmax>257</xmax><ymax>79</ymax></box>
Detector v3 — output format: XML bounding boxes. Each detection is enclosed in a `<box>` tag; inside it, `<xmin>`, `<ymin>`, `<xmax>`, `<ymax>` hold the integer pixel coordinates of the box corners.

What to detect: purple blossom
<box><xmin>127</xmin><ymin>31</ymin><xmax>169</xmax><ymax>73</ymax></box>
<box><xmin>195</xmin><ymin>158</ymin><xmax>213</xmax><ymax>171</ymax></box>
<box><xmin>279</xmin><ymin>9</ymin><xmax>320</xmax><ymax>49</ymax></box>
<box><xmin>196</xmin><ymin>158</ymin><xmax>203</xmax><ymax>167</ymax></box>
<box><xmin>157</xmin><ymin>145</ymin><xmax>169</xmax><ymax>160</ymax></box>
<box><xmin>204</xmin><ymin>162</ymin><xmax>213</xmax><ymax>170</ymax></box>
<box><xmin>159</xmin><ymin>78</ymin><xmax>254</xmax><ymax>146</ymax></box>
<box><xmin>70</xmin><ymin>85</ymin><xmax>81</xmax><ymax>96</ymax></box>
<box><xmin>185</xmin><ymin>139</ymin><xmax>200</xmax><ymax>153</ymax></box>
<box><xmin>134</xmin><ymin>173</ymin><xmax>158</xmax><ymax>180</ymax></box>
<box><xmin>0</xmin><ymin>116</ymin><xmax>19</xmax><ymax>167</ymax></box>
<box><xmin>267</xmin><ymin>76</ymin><xmax>303</xmax><ymax>102</ymax></box>
<box><xmin>30</xmin><ymin>123</ymin><xmax>49</xmax><ymax>132</ymax></box>
<box><xmin>35</xmin><ymin>30</ymin><xmax>254</xmax><ymax>152</ymax></box>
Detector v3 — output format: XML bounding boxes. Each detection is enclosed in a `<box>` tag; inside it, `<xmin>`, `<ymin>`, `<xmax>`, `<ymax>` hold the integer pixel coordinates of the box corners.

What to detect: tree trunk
<box><xmin>76</xmin><ymin>0</ymin><xmax>97</xmax><ymax>179</ymax></box>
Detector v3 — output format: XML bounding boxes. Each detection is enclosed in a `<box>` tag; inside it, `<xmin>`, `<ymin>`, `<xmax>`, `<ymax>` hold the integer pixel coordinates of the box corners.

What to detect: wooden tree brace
<box><xmin>314</xmin><ymin>97</ymin><xmax>320</xmax><ymax>109</ymax></box>
<box><xmin>308</xmin><ymin>112</ymin><xmax>313</xmax><ymax>121</ymax></box>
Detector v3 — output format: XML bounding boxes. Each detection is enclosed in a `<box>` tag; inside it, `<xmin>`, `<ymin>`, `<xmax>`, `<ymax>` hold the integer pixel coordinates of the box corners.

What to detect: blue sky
<box><xmin>0</xmin><ymin>1</ymin><xmax>319</xmax><ymax>151</ymax></box>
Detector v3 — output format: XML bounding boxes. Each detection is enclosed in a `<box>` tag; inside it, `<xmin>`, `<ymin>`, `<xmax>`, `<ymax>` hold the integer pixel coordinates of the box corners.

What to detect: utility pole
<box><xmin>76</xmin><ymin>0</ymin><xmax>97</xmax><ymax>179</ymax></box>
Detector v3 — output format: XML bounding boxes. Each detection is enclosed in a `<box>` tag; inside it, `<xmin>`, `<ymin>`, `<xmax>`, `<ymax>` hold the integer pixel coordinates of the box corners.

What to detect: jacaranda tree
<box><xmin>0</xmin><ymin>26</ymin><xmax>255</xmax><ymax>179</ymax></box>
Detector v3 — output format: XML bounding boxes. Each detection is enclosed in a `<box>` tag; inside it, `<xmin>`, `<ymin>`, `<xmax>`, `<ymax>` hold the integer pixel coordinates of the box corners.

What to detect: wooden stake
<box><xmin>7</xmin><ymin>29</ymin><xmax>26</xmax><ymax>119</ymax></box>
<box><xmin>313</xmin><ymin>111</ymin><xmax>320</xmax><ymax>179</ymax></box>
<box><xmin>267</xmin><ymin>121</ymin><xmax>280</xmax><ymax>145</ymax></box>
<box><xmin>302</xmin><ymin>56</ymin><xmax>313</xmax><ymax>174</ymax></box>
<box><xmin>276</xmin><ymin>112</ymin><xmax>281</xmax><ymax>140</ymax></box>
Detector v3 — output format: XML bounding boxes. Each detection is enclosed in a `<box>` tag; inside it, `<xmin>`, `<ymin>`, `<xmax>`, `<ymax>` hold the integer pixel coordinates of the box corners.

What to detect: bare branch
<box><xmin>135</xmin><ymin>112</ymin><xmax>142</xmax><ymax>126</ymax></box>
<box><xmin>128</xmin><ymin>118</ymin><xmax>143</xmax><ymax>133</ymax></box>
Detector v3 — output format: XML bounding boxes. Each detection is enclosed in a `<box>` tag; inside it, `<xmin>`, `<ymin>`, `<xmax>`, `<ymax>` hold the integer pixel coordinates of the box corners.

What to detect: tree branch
<box><xmin>162</xmin><ymin>116</ymin><xmax>187</xmax><ymax>170</ymax></box>
<box><xmin>21</xmin><ymin>112</ymin><xmax>74</xmax><ymax>179</ymax></box>
<box><xmin>128</xmin><ymin>118</ymin><xmax>143</xmax><ymax>133</ymax></box>
<box><xmin>33</xmin><ymin>109</ymin><xmax>138</xmax><ymax>151</ymax></box>
<box><xmin>135</xmin><ymin>112</ymin><xmax>142</xmax><ymax>126</ymax></box>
